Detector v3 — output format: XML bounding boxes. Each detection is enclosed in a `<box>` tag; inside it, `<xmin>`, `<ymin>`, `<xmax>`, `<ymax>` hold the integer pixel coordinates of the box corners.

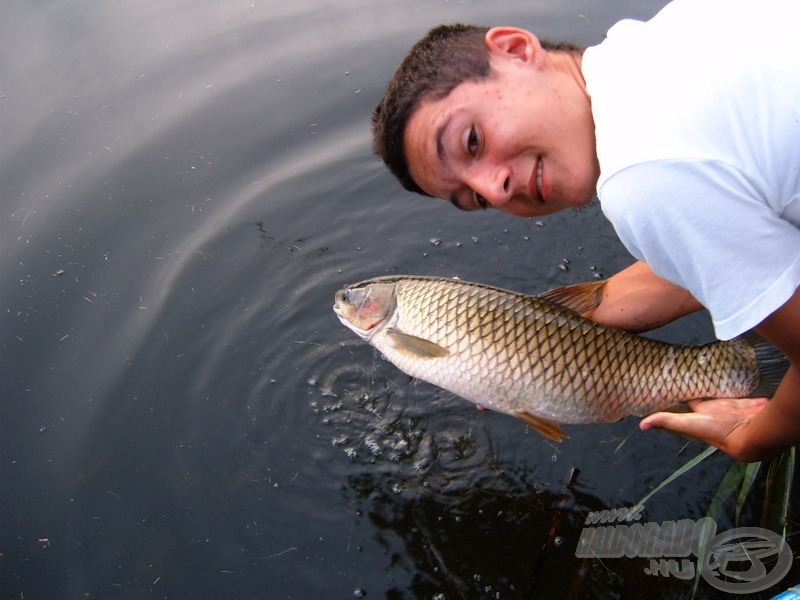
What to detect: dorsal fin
<box><xmin>538</xmin><ymin>280</ymin><xmax>606</xmax><ymax>315</ymax></box>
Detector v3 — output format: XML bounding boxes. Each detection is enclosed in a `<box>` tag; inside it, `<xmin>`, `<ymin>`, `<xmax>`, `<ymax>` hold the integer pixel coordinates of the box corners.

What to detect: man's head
<box><xmin>372</xmin><ymin>24</ymin><xmax>598</xmax><ymax>217</ymax></box>
<box><xmin>372</xmin><ymin>24</ymin><xmax>491</xmax><ymax>196</ymax></box>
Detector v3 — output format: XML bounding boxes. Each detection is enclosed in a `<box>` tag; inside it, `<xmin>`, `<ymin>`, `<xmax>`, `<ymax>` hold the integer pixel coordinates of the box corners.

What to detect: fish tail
<box><xmin>745</xmin><ymin>332</ymin><xmax>790</xmax><ymax>398</ymax></box>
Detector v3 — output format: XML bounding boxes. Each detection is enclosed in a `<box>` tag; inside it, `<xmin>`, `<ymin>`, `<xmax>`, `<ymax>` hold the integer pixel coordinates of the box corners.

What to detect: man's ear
<box><xmin>485</xmin><ymin>27</ymin><xmax>542</xmax><ymax>63</ymax></box>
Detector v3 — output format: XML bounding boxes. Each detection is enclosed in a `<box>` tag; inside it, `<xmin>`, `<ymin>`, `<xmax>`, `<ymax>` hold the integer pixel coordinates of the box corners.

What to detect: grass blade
<box><xmin>735</xmin><ymin>461</ymin><xmax>761</xmax><ymax>526</ymax></box>
<box><xmin>633</xmin><ymin>445</ymin><xmax>717</xmax><ymax>513</ymax></box>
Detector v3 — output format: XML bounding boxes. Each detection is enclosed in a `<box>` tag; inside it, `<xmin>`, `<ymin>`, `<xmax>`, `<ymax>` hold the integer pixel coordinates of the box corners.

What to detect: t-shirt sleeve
<box><xmin>599</xmin><ymin>159</ymin><xmax>800</xmax><ymax>340</ymax></box>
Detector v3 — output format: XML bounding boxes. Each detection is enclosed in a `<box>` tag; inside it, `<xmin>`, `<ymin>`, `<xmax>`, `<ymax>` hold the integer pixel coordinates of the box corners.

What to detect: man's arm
<box><xmin>584</xmin><ymin>261</ymin><xmax>703</xmax><ymax>332</ymax></box>
<box><xmin>640</xmin><ymin>286</ymin><xmax>800</xmax><ymax>462</ymax></box>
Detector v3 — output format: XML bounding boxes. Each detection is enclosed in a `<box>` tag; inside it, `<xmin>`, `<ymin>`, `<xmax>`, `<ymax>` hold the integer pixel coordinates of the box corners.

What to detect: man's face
<box><xmin>403</xmin><ymin>36</ymin><xmax>599</xmax><ymax>217</ymax></box>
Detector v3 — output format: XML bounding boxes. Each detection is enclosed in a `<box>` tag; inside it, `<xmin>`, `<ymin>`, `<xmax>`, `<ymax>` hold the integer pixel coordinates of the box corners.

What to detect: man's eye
<box><xmin>473</xmin><ymin>191</ymin><xmax>488</xmax><ymax>210</ymax></box>
<box><xmin>467</xmin><ymin>128</ymin><xmax>479</xmax><ymax>156</ymax></box>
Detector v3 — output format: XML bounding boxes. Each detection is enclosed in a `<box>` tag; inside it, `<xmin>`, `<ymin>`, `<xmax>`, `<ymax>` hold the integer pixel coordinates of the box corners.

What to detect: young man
<box><xmin>371</xmin><ymin>0</ymin><xmax>800</xmax><ymax>461</ymax></box>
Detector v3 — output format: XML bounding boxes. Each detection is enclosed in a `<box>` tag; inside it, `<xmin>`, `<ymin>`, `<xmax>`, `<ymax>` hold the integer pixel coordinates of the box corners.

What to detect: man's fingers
<box><xmin>639</xmin><ymin>411</ymin><xmax>714</xmax><ymax>436</ymax></box>
<box><xmin>685</xmin><ymin>397</ymin><xmax>770</xmax><ymax>414</ymax></box>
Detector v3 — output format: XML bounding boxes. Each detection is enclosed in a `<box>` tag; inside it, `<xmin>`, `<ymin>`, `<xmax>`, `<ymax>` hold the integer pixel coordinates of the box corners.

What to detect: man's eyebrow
<box><xmin>435</xmin><ymin>118</ymin><xmax>466</xmax><ymax>209</ymax></box>
<box><xmin>435</xmin><ymin>118</ymin><xmax>451</xmax><ymax>163</ymax></box>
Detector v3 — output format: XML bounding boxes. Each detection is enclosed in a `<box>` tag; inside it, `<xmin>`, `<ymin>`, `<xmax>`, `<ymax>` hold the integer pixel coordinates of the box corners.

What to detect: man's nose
<box><xmin>466</xmin><ymin>164</ymin><xmax>512</xmax><ymax>208</ymax></box>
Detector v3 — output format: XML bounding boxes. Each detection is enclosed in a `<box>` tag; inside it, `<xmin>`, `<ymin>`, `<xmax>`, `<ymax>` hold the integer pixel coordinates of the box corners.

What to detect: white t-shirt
<box><xmin>582</xmin><ymin>0</ymin><xmax>800</xmax><ymax>340</ymax></box>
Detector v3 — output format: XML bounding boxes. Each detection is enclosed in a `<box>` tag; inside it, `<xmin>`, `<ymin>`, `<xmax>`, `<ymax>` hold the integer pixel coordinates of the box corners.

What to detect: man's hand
<box><xmin>591</xmin><ymin>265</ymin><xmax>799</xmax><ymax>462</ymax></box>
<box><xmin>640</xmin><ymin>285</ymin><xmax>800</xmax><ymax>462</ymax></box>
<box><xmin>640</xmin><ymin>397</ymin><xmax>771</xmax><ymax>462</ymax></box>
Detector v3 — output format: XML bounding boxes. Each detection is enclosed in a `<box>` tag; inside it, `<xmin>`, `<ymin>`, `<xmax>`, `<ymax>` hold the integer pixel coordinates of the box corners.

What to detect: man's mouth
<box><xmin>536</xmin><ymin>161</ymin><xmax>543</xmax><ymax>201</ymax></box>
<box><xmin>530</xmin><ymin>159</ymin><xmax>544</xmax><ymax>204</ymax></box>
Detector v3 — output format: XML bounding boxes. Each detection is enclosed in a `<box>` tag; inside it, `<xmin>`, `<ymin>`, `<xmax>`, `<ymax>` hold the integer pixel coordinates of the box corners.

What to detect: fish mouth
<box><xmin>333</xmin><ymin>292</ymin><xmax>373</xmax><ymax>340</ymax></box>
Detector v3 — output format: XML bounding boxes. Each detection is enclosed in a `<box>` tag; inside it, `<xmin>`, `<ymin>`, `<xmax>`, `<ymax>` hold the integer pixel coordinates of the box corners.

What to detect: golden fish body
<box><xmin>333</xmin><ymin>275</ymin><xmax>775</xmax><ymax>440</ymax></box>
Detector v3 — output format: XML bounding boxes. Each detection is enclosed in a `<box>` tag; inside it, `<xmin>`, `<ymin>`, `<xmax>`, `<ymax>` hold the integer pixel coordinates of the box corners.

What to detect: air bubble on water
<box><xmin>364</xmin><ymin>436</ymin><xmax>382</xmax><ymax>456</ymax></box>
<box><xmin>473</xmin><ymin>574</ymin><xmax>482</xmax><ymax>583</ymax></box>
<box><xmin>429</xmin><ymin>237</ymin><xmax>441</xmax><ymax>247</ymax></box>
<box><xmin>456</xmin><ymin>242</ymin><xmax>462</xmax><ymax>247</ymax></box>
<box><xmin>535</xmin><ymin>220</ymin><xmax>544</xmax><ymax>227</ymax></box>
<box><xmin>554</xmin><ymin>536</ymin><xmax>564</xmax><ymax>547</ymax></box>
<box><xmin>344</xmin><ymin>447</ymin><xmax>358</xmax><ymax>460</ymax></box>
<box><xmin>558</xmin><ymin>264</ymin><xmax>568</xmax><ymax>272</ymax></box>
<box><xmin>332</xmin><ymin>435</ymin><xmax>349</xmax><ymax>448</ymax></box>
<box><xmin>551</xmin><ymin>454</ymin><xmax>558</xmax><ymax>462</ymax></box>
<box><xmin>593</xmin><ymin>273</ymin><xmax>604</xmax><ymax>279</ymax></box>
<box><xmin>353</xmin><ymin>587</ymin><xmax>366</xmax><ymax>598</ymax></box>
<box><xmin>472</xmin><ymin>236</ymin><xmax>479</xmax><ymax>243</ymax></box>
<box><xmin>523</xmin><ymin>236</ymin><xmax>530</xmax><ymax>241</ymax></box>
<box><xmin>323</xmin><ymin>401</ymin><xmax>344</xmax><ymax>413</ymax></box>
<box><xmin>562</xmin><ymin>258</ymin><xmax>570</xmax><ymax>264</ymax></box>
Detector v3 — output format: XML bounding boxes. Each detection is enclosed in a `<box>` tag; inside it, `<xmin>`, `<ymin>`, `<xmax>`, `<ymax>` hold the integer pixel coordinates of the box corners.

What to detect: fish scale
<box><xmin>334</xmin><ymin>275</ymin><xmax>778</xmax><ymax>441</ymax></box>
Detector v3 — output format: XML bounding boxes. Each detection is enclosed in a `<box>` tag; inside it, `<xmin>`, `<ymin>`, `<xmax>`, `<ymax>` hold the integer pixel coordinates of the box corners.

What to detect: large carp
<box><xmin>333</xmin><ymin>275</ymin><xmax>784</xmax><ymax>441</ymax></box>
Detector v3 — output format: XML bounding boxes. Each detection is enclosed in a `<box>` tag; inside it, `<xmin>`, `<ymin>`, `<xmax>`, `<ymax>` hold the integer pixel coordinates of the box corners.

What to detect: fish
<box><xmin>332</xmin><ymin>275</ymin><xmax>786</xmax><ymax>442</ymax></box>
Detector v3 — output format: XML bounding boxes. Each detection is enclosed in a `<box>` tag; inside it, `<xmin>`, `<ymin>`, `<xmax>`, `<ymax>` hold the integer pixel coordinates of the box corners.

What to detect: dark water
<box><xmin>1</xmin><ymin>1</ymin><xmax>796</xmax><ymax>598</ymax></box>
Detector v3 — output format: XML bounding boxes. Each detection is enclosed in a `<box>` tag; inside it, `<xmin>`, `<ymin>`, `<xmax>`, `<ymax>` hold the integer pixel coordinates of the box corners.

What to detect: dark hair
<box><xmin>371</xmin><ymin>24</ymin><xmax>582</xmax><ymax>196</ymax></box>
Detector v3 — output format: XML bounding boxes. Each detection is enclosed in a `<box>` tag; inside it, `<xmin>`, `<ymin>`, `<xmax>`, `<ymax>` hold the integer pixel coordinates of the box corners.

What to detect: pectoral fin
<box><xmin>514</xmin><ymin>410</ymin><xmax>569</xmax><ymax>441</ymax></box>
<box><xmin>538</xmin><ymin>280</ymin><xmax>606</xmax><ymax>316</ymax></box>
<box><xmin>386</xmin><ymin>328</ymin><xmax>449</xmax><ymax>358</ymax></box>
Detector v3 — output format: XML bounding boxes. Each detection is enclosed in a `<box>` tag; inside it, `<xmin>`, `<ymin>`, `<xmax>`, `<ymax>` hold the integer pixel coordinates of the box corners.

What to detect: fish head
<box><xmin>333</xmin><ymin>279</ymin><xmax>397</xmax><ymax>340</ymax></box>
